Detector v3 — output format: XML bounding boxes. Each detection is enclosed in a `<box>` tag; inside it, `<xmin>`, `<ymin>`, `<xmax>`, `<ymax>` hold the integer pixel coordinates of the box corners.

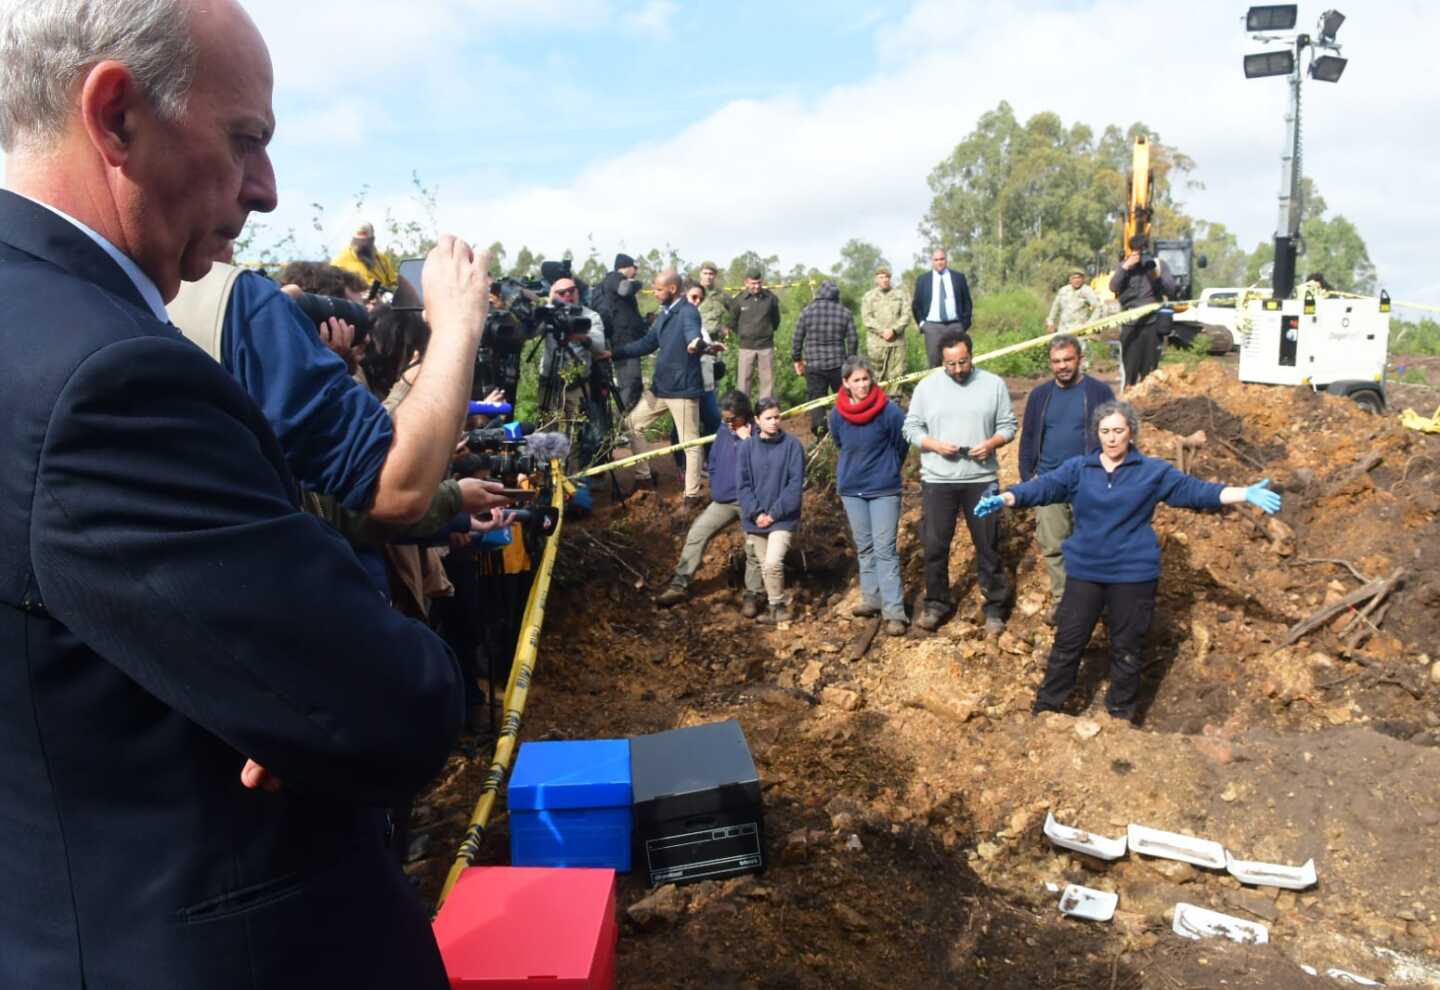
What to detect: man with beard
<box><xmin>332</xmin><ymin>220</ymin><xmax>399</xmax><ymax>291</ymax></box>
<box><xmin>1017</xmin><ymin>336</ymin><xmax>1114</xmax><ymax>623</ymax></box>
<box><xmin>901</xmin><ymin>328</ymin><xmax>1016</xmax><ymax>636</ymax></box>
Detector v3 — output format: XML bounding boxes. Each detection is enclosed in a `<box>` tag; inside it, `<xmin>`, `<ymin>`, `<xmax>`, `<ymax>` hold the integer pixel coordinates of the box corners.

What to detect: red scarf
<box><xmin>835</xmin><ymin>385</ymin><xmax>888</xmax><ymax>425</ymax></box>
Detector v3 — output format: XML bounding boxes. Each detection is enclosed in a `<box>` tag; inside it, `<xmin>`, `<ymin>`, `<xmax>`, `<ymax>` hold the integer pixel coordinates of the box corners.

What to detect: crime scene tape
<box><xmin>436</xmin><ymin>469</ymin><xmax>567</xmax><ymax>911</ymax></box>
<box><xmin>569</xmin><ymin>301</ymin><xmax>1162</xmax><ymax>482</ymax></box>
<box><xmin>1322</xmin><ymin>289</ymin><xmax>1440</xmax><ymax>316</ymax></box>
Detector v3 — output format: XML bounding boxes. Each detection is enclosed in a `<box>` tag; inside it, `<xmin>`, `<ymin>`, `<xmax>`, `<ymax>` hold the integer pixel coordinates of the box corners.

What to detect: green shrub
<box><xmin>1391</xmin><ymin>317</ymin><xmax>1440</xmax><ymax>357</ymax></box>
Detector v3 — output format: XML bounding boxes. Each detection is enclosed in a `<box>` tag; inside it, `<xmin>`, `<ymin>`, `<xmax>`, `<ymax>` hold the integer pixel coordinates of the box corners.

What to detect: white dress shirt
<box><xmin>927</xmin><ymin>269</ymin><xmax>953</xmax><ymax>323</ymax></box>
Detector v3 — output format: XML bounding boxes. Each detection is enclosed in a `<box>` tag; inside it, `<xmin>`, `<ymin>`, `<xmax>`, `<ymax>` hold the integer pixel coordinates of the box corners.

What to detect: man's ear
<box><xmin>79</xmin><ymin>60</ymin><xmax>144</xmax><ymax>167</ymax></box>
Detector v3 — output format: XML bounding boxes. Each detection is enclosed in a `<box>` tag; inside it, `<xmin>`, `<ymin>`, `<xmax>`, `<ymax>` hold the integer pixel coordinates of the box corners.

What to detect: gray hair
<box><xmin>840</xmin><ymin>354</ymin><xmax>874</xmax><ymax>382</ymax></box>
<box><xmin>1090</xmin><ymin>400</ymin><xmax>1140</xmax><ymax>445</ymax></box>
<box><xmin>0</xmin><ymin>0</ymin><xmax>197</xmax><ymax>153</ymax></box>
<box><xmin>1048</xmin><ymin>334</ymin><xmax>1082</xmax><ymax>356</ymax></box>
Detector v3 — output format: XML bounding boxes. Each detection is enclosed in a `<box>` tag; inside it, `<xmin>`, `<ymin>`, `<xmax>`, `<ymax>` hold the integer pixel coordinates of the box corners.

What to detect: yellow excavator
<box><xmin>1091</xmin><ymin>135</ymin><xmax>1205</xmax><ymax>327</ymax></box>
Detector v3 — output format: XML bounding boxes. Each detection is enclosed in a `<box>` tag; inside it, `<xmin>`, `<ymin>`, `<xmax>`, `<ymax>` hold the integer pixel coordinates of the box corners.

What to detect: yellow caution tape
<box><xmin>436</xmin><ymin>469</ymin><xmax>566</xmax><ymax>911</ymax></box>
<box><xmin>1400</xmin><ymin>405</ymin><xmax>1440</xmax><ymax>433</ymax></box>
<box><xmin>570</xmin><ymin>301</ymin><xmax>1162</xmax><ymax>481</ymax></box>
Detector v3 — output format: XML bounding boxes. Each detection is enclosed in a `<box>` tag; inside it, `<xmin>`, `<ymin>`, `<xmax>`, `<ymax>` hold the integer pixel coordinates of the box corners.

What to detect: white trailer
<box><xmin>1237</xmin><ymin>291</ymin><xmax>1390</xmax><ymax>411</ymax></box>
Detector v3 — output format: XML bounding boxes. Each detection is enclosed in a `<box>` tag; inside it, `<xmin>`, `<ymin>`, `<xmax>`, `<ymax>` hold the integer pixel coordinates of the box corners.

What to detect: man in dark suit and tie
<box><xmin>912</xmin><ymin>247</ymin><xmax>974</xmax><ymax>367</ymax></box>
<box><xmin>0</xmin><ymin>1</ymin><xmax>473</xmax><ymax>986</ymax></box>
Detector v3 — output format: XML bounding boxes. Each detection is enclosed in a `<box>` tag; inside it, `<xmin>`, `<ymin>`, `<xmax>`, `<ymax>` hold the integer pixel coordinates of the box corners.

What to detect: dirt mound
<box><xmin>413</xmin><ymin>360</ymin><xmax>1440</xmax><ymax>989</ymax></box>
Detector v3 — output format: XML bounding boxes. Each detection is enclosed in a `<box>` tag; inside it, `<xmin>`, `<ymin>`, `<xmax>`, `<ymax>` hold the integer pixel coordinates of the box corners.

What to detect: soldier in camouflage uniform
<box><xmin>1045</xmin><ymin>269</ymin><xmax>1101</xmax><ymax>334</ymax></box>
<box><xmin>860</xmin><ymin>267</ymin><xmax>911</xmax><ymax>383</ymax></box>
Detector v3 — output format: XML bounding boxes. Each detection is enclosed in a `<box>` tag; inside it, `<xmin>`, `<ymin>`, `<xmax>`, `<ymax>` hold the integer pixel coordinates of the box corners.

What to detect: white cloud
<box><xmin>258</xmin><ymin>0</ymin><xmax>1440</xmax><ymax>304</ymax></box>
<box><xmin>622</xmin><ymin>0</ymin><xmax>679</xmax><ymax>39</ymax></box>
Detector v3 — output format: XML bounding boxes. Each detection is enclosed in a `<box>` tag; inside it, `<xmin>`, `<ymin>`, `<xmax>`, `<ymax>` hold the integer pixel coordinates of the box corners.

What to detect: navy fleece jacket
<box><xmin>708</xmin><ymin>424</ymin><xmax>743</xmax><ymax>504</ymax></box>
<box><xmin>827</xmin><ymin>402</ymin><xmax>908</xmax><ymax>498</ymax></box>
<box><xmin>737</xmin><ymin>431</ymin><xmax>805</xmax><ymax>534</ymax></box>
<box><xmin>1017</xmin><ymin>375</ymin><xmax>1115</xmax><ymax>482</ymax></box>
<box><xmin>1007</xmin><ymin>449</ymin><xmax>1225</xmax><ymax>583</ymax></box>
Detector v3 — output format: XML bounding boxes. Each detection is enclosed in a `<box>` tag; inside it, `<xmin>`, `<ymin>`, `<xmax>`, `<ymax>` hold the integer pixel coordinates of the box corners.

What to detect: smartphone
<box><xmin>494</xmin><ymin>488</ymin><xmax>539</xmax><ymax>500</ymax></box>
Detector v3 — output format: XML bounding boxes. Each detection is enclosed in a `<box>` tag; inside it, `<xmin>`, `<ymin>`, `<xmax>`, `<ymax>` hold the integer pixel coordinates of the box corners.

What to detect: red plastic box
<box><xmin>433</xmin><ymin>867</ymin><xmax>617</xmax><ymax>990</ymax></box>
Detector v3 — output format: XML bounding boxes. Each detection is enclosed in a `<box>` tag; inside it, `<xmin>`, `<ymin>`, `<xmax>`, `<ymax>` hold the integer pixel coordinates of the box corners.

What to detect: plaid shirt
<box><xmin>791</xmin><ymin>281</ymin><xmax>858</xmax><ymax>369</ymax></box>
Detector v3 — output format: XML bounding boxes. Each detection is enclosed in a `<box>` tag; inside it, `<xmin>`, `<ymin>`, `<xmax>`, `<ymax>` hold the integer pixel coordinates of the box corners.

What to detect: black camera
<box><xmin>292</xmin><ymin>292</ymin><xmax>372</xmax><ymax>345</ymax></box>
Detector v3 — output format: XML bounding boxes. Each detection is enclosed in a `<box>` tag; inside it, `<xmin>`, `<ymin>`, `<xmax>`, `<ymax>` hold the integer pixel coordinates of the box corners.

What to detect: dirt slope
<box><xmin>414</xmin><ymin>361</ymin><xmax>1440</xmax><ymax>989</ymax></box>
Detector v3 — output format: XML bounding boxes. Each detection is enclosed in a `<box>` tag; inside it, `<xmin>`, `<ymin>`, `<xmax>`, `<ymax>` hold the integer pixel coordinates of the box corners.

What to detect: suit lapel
<box><xmin>0</xmin><ymin>189</ymin><xmax>154</xmax><ymax>316</ymax></box>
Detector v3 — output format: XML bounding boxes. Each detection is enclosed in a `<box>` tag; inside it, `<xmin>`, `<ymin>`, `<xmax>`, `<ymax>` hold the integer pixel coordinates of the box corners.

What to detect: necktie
<box><xmin>938</xmin><ymin>274</ymin><xmax>950</xmax><ymax>322</ymax></box>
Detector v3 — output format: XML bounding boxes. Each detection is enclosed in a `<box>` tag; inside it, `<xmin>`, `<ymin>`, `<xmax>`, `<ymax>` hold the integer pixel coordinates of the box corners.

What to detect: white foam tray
<box><xmin>1172</xmin><ymin>902</ymin><xmax>1269</xmax><ymax>945</ymax></box>
<box><xmin>1058</xmin><ymin>884</ymin><xmax>1117</xmax><ymax>922</ymax></box>
<box><xmin>1043</xmin><ymin>812</ymin><xmax>1127</xmax><ymax>860</ymax></box>
<box><xmin>1127</xmin><ymin>823</ymin><xmax>1226</xmax><ymax>870</ymax></box>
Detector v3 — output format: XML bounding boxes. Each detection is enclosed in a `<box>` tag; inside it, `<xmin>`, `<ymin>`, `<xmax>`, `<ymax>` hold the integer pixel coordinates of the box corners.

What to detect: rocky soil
<box><xmin>412</xmin><ymin>360</ymin><xmax>1440</xmax><ymax>989</ymax></box>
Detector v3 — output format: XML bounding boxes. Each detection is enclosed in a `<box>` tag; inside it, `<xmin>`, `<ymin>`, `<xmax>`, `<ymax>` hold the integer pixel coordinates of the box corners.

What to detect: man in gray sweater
<box><xmin>902</xmin><ymin>327</ymin><xmax>1017</xmax><ymax>634</ymax></box>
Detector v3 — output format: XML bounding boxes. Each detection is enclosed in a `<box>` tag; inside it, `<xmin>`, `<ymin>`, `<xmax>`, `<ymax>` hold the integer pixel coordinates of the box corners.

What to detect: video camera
<box><xmin>396</xmin><ymin>256</ymin><xmax>593</xmax><ymax>400</ymax></box>
<box><xmin>292</xmin><ymin>292</ymin><xmax>372</xmax><ymax>345</ymax></box>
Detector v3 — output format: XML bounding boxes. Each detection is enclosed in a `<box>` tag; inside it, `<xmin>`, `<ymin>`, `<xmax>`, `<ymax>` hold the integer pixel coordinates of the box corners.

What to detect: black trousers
<box><xmin>922</xmin><ymin>320</ymin><xmax>964</xmax><ymax>368</ymax></box>
<box><xmin>1034</xmin><ymin>577</ymin><xmax>1157</xmax><ymax>719</ymax></box>
<box><xmin>805</xmin><ymin>366</ymin><xmax>843</xmax><ymax>436</ymax></box>
<box><xmin>920</xmin><ymin>481</ymin><xmax>1011</xmax><ymax>618</ymax></box>
<box><xmin>1119</xmin><ymin>316</ymin><xmax>1162</xmax><ymax>389</ymax></box>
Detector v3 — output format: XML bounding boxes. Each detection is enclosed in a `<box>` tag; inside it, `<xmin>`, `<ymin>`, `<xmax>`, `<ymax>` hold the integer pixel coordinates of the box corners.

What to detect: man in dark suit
<box><xmin>0</xmin><ymin>1</ymin><xmax>470</xmax><ymax>986</ymax></box>
<box><xmin>911</xmin><ymin>248</ymin><xmax>974</xmax><ymax>367</ymax></box>
<box><xmin>599</xmin><ymin>269</ymin><xmax>711</xmax><ymax>507</ymax></box>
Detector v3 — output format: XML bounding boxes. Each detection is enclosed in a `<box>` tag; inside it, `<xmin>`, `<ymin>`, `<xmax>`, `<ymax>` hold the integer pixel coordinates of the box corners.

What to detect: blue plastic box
<box><xmin>508</xmin><ymin>739</ymin><xmax>633</xmax><ymax>872</ymax></box>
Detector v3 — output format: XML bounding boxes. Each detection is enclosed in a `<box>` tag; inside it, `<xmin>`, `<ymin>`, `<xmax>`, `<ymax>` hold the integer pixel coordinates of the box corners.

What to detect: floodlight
<box><xmin>1309</xmin><ymin>54</ymin><xmax>1348</xmax><ymax>81</ymax></box>
<box><xmin>1244</xmin><ymin>50</ymin><xmax>1296</xmax><ymax>78</ymax></box>
<box><xmin>1318</xmin><ymin>9</ymin><xmax>1345</xmax><ymax>42</ymax></box>
<box><xmin>1246</xmin><ymin>4</ymin><xmax>1297</xmax><ymax>31</ymax></box>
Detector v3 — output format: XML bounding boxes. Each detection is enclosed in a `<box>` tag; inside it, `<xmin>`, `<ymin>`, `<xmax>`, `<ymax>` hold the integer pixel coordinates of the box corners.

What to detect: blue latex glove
<box><xmin>1245</xmin><ymin>478</ymin><xmax>1282</xmax><ymax>514</ymax></box>
<box><xmin>974</xmin><ymin>494</ymin><xmax>1006</xmax><ymax>518</ymax></box>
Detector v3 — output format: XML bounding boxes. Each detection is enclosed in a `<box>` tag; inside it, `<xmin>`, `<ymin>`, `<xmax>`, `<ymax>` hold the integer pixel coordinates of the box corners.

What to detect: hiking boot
<box><xmin>883</xmin><ymin>619</ymin><xmax>908</xmax><ymax>637</ymax></box>
<box><xmin>915</xmin><ymin>608</ymin><xmax>947</xmax><ymax>632</ymax></box>
<box><xmin>656</xmin><ymin>585</ymin><xmax>689</xmax><ymax>607</ymax></box>
<box><xmin>756</xmin><ymin>602</ymin><xmax>793</xmax><ymax>625</ymax></box>
<box><xmin>851</xmin><ymin>602</ymin><xmax>881</xmax><ymax>618</ymax></box>
<box><xmin>635</xmin><ymin>476</ymin><xmax>658</xmax><ymax>493</ymax></box>
<box><xmin>984</xmin><ymin>614</ymin><xmax>1006</xmax><ymax>637</ymax></box>
<box><xmin>683</xmin><ymin>495</ymin><xmax>705</xmax><ymax>513</ymax></box>
<box><xmin>740</xmin><ymin>593</ymin><xmax>762</xmax><ymax>619</ymax></box>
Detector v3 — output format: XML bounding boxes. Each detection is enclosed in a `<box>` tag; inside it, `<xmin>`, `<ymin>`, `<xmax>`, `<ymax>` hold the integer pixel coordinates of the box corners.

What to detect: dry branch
<box><xmin>1279</xmin><ymin>568</ymin><xmax>1405</xmax><ymax>647</ymax></box>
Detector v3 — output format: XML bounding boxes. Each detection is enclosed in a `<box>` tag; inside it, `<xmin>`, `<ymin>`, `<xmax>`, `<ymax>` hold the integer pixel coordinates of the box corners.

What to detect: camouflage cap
<box><xmin>1069</xmin><ymin>267</ymin><xmax>1086</xmax><ymax>278</ymax></box>
<box><xmin>699</xmin><ymin>260</ymin><xmax>719</xmax><ymax>273</ymax></box>
<box><xmin>875</xmin><ymin>265</ymin><xmax>892</xmax><ymax>276</ymax></box>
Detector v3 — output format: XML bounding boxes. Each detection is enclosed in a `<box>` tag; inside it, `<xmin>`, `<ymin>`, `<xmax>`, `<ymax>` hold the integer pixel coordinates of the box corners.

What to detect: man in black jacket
<box><xmin>912</xmin><ymin>248</ymin><xmax>974</xmax><ymax>367</ymax></box>
<box><xmin>0</xmin><ymin>1</ymin><xmax>464</xmax><ymax>986</ymax></box>
<box><xmin>595</xmin><ymin>253</ymin><xmax>646</xmax><ymax>409</ymax></box>
<box><xmin>1109</xmin><ymin>247</ymin><xmax>1177</xmax><ymax>390</ymax></box>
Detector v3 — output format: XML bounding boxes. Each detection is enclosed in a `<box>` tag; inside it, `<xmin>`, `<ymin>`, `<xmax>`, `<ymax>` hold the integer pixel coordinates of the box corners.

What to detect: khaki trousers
<box><xmin>867</xmin><ymin>339</ymin><xmax>907</xmax><ymax>383</ymax></box>
<box><xmin>1035</xmin><ymin>501</ymin><xmax>1074</xmax><ymax>599</ymax></box>
<box><xmin>627</xmin><ymin>391</ymin><xmax>702</xmax><ymax>497</ymax></box>
<box><xmin>746</xmin><ymin>529</ymin><xmax>793</xmax><ymax>605</ymax></box>
<box><xmin>737</xmin><ymin>347</ymin><xmax>775</xmax><ymax>399</ymax></box>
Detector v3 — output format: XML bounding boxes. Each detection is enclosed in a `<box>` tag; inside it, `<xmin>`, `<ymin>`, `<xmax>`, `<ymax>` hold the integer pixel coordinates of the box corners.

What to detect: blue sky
<box><xmin>11</xmin><ymin>0</ymin><xmax>1434</xmax><ymax>302</ymax></box>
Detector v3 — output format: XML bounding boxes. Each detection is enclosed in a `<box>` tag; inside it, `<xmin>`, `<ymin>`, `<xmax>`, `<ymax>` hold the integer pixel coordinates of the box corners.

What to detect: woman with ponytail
<box><xmin>828</xmin><ymin>355</ymin><xmax>910</xmax><ymax>635</ymax></box>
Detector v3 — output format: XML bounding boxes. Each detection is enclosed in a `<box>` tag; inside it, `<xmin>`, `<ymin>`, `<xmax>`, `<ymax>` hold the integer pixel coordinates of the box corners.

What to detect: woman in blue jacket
<box><xmin>975</xmin><ymin>400</ymin><xmax>1281</xmax><ymax>722</ymax></box>
<box><xmin>737</xmin><ymin>397</ymin><xmax>806</xmax><ymax>624</ymax></box>
<box><xmin>828</xmin><ymin>355</ymin><xmax>910</xmax><ymax>636</ymax></box>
